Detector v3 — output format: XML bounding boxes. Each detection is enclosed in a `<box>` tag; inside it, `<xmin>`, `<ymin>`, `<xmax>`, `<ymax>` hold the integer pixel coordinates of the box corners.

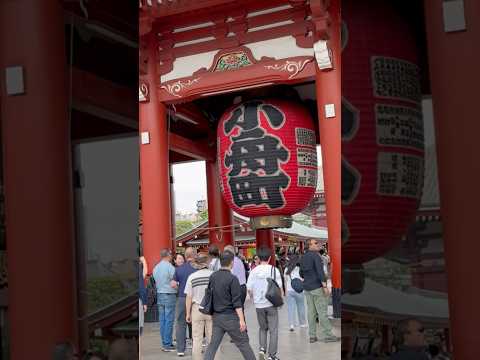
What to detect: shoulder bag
<box><xmin>146</xmin><ymin>275</ymin><xmax>157</xmax><ymax>307</ymax></box>
<box><xmin>265</xmin><ymin>266</ymin><xmax>284</xmax><ymax>307</ymax></box>
<box><xmin>199</xmin><ymin>280</ymin><xmax>214</xmax><ymax>315</ymax></box>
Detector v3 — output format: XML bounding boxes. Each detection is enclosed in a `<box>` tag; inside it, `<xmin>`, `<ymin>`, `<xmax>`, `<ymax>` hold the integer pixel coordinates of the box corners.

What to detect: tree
<box><xmin>176</xmin><ymin>220</ymin><xmax>194</xmax><ymax>235</ymax></box>
<box><xmin>198</xmin><ymin>209</ymin><xmax>208</xmax><ymax>222</ymax></box>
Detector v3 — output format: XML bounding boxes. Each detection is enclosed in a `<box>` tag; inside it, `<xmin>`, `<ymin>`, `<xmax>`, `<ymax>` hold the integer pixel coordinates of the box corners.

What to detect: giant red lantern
<box><xmin>217</xmin><ymin>99</ymin><xmax>317</xmax><ymax>228</ymax></box>
<box><xmin>342</xmin><ymin>0</ymin><xmax>425</xmax><ymax>265</ymax></box>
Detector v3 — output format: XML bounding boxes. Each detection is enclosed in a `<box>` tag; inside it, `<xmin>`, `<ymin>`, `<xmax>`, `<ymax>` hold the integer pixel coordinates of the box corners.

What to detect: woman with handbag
<box><xmin>246</xmin><ymin>247</ymin><xmax>283</xmax><ymax>360</ymax></box>
<box><xmin>284</xmin><ymin>255</ymin><xmax>307</xmax><ymax>332</ymax></box>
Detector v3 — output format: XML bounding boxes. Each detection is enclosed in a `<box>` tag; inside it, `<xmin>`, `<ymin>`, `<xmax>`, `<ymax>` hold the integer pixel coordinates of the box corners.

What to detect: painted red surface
<box><xmin>217</xmin><ymin>99</ymin><xmax>317</xmax><ymax>218</ymax></box>
<box><xmin>139</xmin><ymin>36</ymin><xmax>173</xmax><ymax>268</ymax></box>
<box><xmin>315</xmin><ymin>0</ymin><xmax>342</xmax><ymax>290</ymax></box>
<box><xmin>0</xmin><ymin>0</ymin><xmax>76</xmax><ymax>356</ymax></box>
<box><xmin>342</xmin><ymin>0</ymin><xmax>424</xmax><ymax>264</ymax></box>
<box><xmin>206</xmin><ymin>160</ymin><xmax>234</xmax><ymax>251</ymax></box>
<box><xmin>424</xmin><ymin>0</ymin><xmax>480</xmax><ymax>356</ymax></box>
<box><xmin>256</xmin><ymin>229</ymin><xmax>275</xmax><ymax>265</ymax></box>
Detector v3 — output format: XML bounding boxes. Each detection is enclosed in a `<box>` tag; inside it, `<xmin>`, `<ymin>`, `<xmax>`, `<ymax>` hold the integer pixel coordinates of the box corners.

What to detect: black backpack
<box><xmin>199</xmin><ymin>280</ymin><xmax>214</xmax><ymax>315</ymax></box>
<box><xmin>146</xmin><ymin>275</ymin><xmax>157</xmax><ymax>307</ymax></box>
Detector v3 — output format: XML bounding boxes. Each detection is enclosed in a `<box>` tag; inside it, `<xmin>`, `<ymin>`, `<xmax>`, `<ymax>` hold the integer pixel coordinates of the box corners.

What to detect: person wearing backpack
<box><xmin>246</xmin><ymin>247</ymin><xmax>283</xmax><ymax>360</ymax></box>
<box><xmin>203</xmin><ymin>251</ymin><xmax>256</xmax><ymax>360</ymax></box>
<box><xmin>284</xmin><ymin>255</ymin><xmax>307</xmax><ymax>332</ymax></box>
<box><xmin>184</xmin><ymin>253</ymin><xmax>213</xmax><ymax>360</ymax></box>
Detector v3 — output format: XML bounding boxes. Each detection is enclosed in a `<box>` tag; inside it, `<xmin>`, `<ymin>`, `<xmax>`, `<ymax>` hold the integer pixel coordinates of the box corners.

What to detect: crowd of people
<box><xmin>139</xmin><ymin>238</ymin><xmax>339</xmax><ymax>360</ymax></box>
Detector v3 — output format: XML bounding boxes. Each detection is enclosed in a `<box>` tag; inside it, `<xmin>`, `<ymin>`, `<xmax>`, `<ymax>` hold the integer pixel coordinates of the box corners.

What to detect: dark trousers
<box><xmin>240</xmin><ymin>284</ymin><xmax>247</xmax><ymax>306</ymax></box>
<box><xmin>204</xmin><ymin>312</ymin><xmax>256</xmax><ymax>360</ymax></box>
<box><xmin>176</xmin><ymin>296</ymin><xmax>187</xmax><ymax>352</ymax></box>
<box><xmin>240</xmin><ymin>284</ymin><xmax>247</xmax><ymax>308</ymax></box>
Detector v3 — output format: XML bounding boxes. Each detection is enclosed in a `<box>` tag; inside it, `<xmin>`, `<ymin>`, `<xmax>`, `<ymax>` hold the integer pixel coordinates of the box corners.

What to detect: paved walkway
<box><xmin>140</xmin><ymin>297</ymin><xmax>340</xmax><ymax>360</ymax></box>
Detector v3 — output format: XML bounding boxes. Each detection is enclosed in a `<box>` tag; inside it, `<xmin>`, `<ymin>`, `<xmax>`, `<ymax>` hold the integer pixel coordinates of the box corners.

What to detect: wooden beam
<box><xmin>170</xmin><ymin>102</ymin><xmax>211</xmax><ymax>133</ymax></box>
<box><xmin>169</xmin><ymin>133</ymin><xmax>215</xmax><ymax>161</ymax></box>
<box><xmin>71</xmin><ymin>67</ymin><xmax>137</xmax><ymax>128</ymax></box>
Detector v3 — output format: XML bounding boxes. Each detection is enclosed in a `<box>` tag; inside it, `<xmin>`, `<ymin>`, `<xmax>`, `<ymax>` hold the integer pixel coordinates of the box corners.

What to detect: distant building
<box><xmin>175</xmin><ymin>211</ymin><xmax>199</xmax><ymax>222</ymax></box>
<box><xmin>196</xmin><ymin>199</ymin><xmax>207</xmax><ymax>213</ymax></box>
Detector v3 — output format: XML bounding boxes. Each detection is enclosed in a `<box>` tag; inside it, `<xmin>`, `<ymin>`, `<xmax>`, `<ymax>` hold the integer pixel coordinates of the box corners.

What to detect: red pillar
<box><xmin>256</xmin><ymin>229</ymin><xmax>275</xmax><ymax>265</ymax></box>
<box><xmin>139</xmin><ymin>35</ymin><xmax>172</xmax><ymax>269</ymax></box>
<box><xmin>423</xmin><ymin>1</ymin><xmax>480</xmax><ymax>357</ymax></box>
<box><xmin>206</xmin><ymin>160</ymin><xmax>233</xmax><ymax>251</ymax></box>
<box><xmin>315</xmin><ymin>0</ymin><xmax>341</xmax><ymax>317</ymax></box>
<box><xmin>0</xmin><ymin>0</ymin><xmax>76</xmax><ymax>357</ymax></box>
<box><xmin>299</xmin><ymin>239</ymin><xmax>305</xmax><ymax>254</ymax></box>
<box><xmin>170</xmin><ymin>164</ymin><xmax>177</xmax><ymax>251</ymax></box>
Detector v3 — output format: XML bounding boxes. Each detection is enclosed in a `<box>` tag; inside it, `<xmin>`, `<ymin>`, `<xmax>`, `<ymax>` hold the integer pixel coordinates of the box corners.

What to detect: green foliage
<box><xmin>87</xmin><ymin>275</ymin><xmax>135</xmax><ymax>313</ymax></box>
<box><xmin>176</xmin><ymin>220</ymin><xmax>194</xmax><ymax>235</ymax></box>
<box><xmin>176</xmin><ymin>211</ymin><xmax>208</xmax><ymax>236</ymax></box>
<box><xmin>364</xmin><ymin>257</ymin><xmax>412</xmax><ymax>291</ymax></box>
<box><xmin>88</xmin><ymin>338</ymin><xmax>109</xmax><ymax>355</ymax></box>
<box><xmin>198</xmin><ymin>209</ymin><xmax>208</xmax><ymax>222</ymax></box>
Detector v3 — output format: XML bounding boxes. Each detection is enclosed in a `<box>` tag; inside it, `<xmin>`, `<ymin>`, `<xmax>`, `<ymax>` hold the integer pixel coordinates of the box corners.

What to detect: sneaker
<box><xmin>309</xmin><ymin>337</ymin><xmax>318</xmax><ymax>343</ymax></box>
<box><xmin>268</xmin><ymin>356</ymin><xmax>280</xmax><ymax>360</ymax></box>
<box><xmin>259</xmin><ymin>348</ymin><xmax>266</xmax><ymax>360</ymax></box>
<box><xmin>289</xmin><ymin>326</ymin><xmax>294</xmax><ymax>332</ymax></box>
<box><xmin>162</xmin><ymin>345</ymin><xmax>175</xmax><ymax>352</ymax></box>
<box><xmin>177</xmin><ymin>352</ymin><xmax>185</xmax><ymax>357</ymax></box>
<box><xmin>300</xmin><ymin>324</ymin><xmax>308</xmax><ymax>328</ymax></box>
<box><xmin>322</xmin><ymin>335</ymin><xmax>340</xmax><ymax>343</ymax></box>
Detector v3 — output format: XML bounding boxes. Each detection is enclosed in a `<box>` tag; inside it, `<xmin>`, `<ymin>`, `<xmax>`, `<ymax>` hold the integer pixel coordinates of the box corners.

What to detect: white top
<box><xmin>321</xmin><ymin>254</ymin><xmax>330</xmax><ymax>278</ymax></box>
<box><xmin>284</xmin><ymin>266</ymin><xmax>302</xmax><ymax>293</ymax></box>
<box><xmin>246</xmin><ymin>264</ymin><xmax>283</xmax><ymax>309</ymax></box>
<box><xmin>208</xmin><ymin>258</ymin><xmax>220</xmax><ymax>272</ymax></box>
<box><xmin>184</xmin><ymin>268</ymin><xmax>213</xmax><ymax>305</ymax></box>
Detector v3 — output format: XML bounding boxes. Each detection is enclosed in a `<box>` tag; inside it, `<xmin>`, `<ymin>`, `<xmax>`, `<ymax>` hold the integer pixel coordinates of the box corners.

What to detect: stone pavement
<box><xmin>140</xmin><ymin>297</ymin><xmax>340</xmax><ymax>360</ymax></box>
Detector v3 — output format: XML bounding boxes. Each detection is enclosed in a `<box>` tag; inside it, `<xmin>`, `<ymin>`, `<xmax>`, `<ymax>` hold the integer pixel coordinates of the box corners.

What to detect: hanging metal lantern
<box><xmin>217</xmin><ymin>99</ymin><xmax>318</xmax><ymax>229</ymax></box>
<box><xmin>342</xmin><ymin>0</ymin><xmax>425</xmax><ymax>265</ymax></box>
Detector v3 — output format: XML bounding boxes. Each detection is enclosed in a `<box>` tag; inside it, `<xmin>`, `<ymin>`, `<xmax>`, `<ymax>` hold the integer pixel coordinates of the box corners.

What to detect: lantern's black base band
<box><xmin>332</xmin><ymin>287</ymin><xmax>341</xmax><ymax>319</ymax></box>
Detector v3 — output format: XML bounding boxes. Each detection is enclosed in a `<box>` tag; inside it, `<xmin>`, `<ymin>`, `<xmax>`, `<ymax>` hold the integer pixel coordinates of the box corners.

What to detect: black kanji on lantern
<box><xmin>225</xmin><ymin>132</ymin><xmax>288</xmax><ymax>176</ymax></box>
<box><xmin>224</xmin><ymin>101</ymin><xmax>285</xmax><ymax>134</ymax></box>
<box><xmin>229</xmin><ymin>172</ymin><xmax>290</xmax><ymax>208</ymax></box>
<box><xmin>223</xmin><ymin>100</ymin><xmax>290</xmax><ymax>209</ymax></box>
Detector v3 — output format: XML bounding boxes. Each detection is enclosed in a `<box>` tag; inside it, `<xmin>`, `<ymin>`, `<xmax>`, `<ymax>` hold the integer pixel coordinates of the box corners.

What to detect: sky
<box><xmin>172</xmin><ymin>161</ymin><xmax>207</xmax><ymax>213</ymax></box>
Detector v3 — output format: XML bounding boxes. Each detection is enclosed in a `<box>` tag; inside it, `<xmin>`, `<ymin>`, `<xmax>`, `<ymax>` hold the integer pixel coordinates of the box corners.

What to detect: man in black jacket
<box><xmin>300</xmin><ymin>238</ymin><xmax>339</xmax><ymax>343</ymax></box>
<box><xmin>203</xmin><ymin>251</ymin><xmax>256</xmax><ymax>360</ymax></box>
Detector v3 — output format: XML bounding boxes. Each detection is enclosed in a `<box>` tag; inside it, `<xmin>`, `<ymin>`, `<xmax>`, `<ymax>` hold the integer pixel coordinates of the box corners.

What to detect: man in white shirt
<box><xmin>185</xmin><ymin>253</ymin><xmax>213</xmax><ymax>360</ymax></box>
<box><xmin>246</xmin><ymin>247</ymin><xmax>283</xmax><ymax>360</ymax></box>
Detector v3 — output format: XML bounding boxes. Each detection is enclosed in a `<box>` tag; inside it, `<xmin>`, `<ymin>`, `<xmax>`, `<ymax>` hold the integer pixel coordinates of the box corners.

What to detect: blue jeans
<box><xmin>286</xmin><ymin>290</ymin><xmax>306</xmax><ymax>327</ymax></box>
<box><xmin>158</xmin><ymin>293</ymin><xmax>176</xmax><ymax>347</ymax></box>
